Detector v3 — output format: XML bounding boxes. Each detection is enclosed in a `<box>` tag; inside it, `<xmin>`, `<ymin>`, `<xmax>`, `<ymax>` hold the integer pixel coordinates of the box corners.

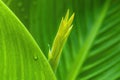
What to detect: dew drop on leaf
<box><xmin>33</xmin><ymin>1</ymin><xmax>37</xmax><ymax>5</ymax></box>
<box><xmin>21</xmin><ymin>8</ymin><xmax>25</xmax><ymax>12</ymax></box>
<box><xmin>34</xmin><ymin>56</ymin><xmax>38</xmax><ymax>61</ymax></box>
<box><xmin>18</xmin><ymin>2</ymin><xmax>22</xmax><ymax>7</ymax></box>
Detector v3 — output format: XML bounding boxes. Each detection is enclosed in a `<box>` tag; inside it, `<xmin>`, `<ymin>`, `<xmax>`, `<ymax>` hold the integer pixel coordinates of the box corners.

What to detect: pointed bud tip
<box><xmin>67</xmin><ymin>13</ymin><xmax>75</xmax><ymax>27</ymax></box>
<box><xmin>71</xmin><ymin>13</ymin><xmax>75</xmax><ymax>20</ymax></box>
<box><xmin>65</xmin><ymin>9</ymin><xmax>70</xmax><ymax>21</ymax></box>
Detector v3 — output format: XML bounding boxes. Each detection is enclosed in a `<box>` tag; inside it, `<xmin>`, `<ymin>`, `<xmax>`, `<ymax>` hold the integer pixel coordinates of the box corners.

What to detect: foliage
<box><xmin>1</xmin><ymin>0</ymin><xmax>120</xmax><ymax>80</ymax></box>
<box><xmin>0</xmin><ymin>1</ymin><xmax>56</xmax><ymax>80</ymax></box>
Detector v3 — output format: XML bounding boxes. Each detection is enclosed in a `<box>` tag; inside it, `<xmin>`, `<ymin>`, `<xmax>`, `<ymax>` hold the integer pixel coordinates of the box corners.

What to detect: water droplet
<box><xmin>21</xmin><ymin>8</ymin><xmax>25</xmax><ymax>12</ymax></box>
<box><xmin>33</xmin><ymin>1</ymin><xmax>37</xmax><ymax>5</ymax></box>
<box><xmin>34</xmin><ymin>56</ymin><xmax>38</xmax><ymax>61</ymax></box>
<box><xmin>18</xmin><ymin>2</ymin><xmax>23</xmax><ymax>7</ymax></box>
<box><xmin>24</xmin><ymin>15</ymin><xmax>28</xmax><ymax>20</ymax></box>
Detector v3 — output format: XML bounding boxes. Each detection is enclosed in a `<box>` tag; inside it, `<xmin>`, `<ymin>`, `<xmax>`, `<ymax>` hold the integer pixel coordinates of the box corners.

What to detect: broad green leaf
<box><xmin>57</xmin><ymin>0</ymin><xmax>120</xmax><ymax>80</ymax></box>
<box><xmin>0</xmin><ymin>1</ymin><xmax>56</xmax><ymax>80</ymax></box>
<box><xmin>2</xmin><ymin>0</ymin><xmax>30</xmax><ymax>28</ymax></box>
<box><xmin>3</xmin><ymin>0</ymin><xmax>120</xmax><ymax>80</ymax></box>
<box><xmin>2</xmin><ymin>0</ymin><xmax>74</xmax><ymax>56</ymax></box>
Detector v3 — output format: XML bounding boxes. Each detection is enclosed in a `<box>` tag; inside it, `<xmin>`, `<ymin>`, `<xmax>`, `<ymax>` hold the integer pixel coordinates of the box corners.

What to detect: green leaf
<box><xmin>57</xmin><ymin>0</ymin><xmax>120</xmax><ymax>80</ymax></box>
<box><xmin>0</xmin><ymin>1</ymin><xmax>56</xmax><ymax>80</ymax></box>
<box><xmin>3</xmin><ymin>0</ymin><xmax>120</xmax><ymax>80</ymax></box>
<box><xmin>67</xmin><ymin>0</ymin><xmax>111</xmax><ymax>79</ymax></box>
<box><xmin>2</xmin><ymin>0</ymin><xmax>31</xmax><ymax>29</ymax></box>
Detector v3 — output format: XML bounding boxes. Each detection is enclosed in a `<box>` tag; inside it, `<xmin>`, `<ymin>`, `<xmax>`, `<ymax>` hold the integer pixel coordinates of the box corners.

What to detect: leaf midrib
<box><xmin>66</xmin><ymin>0</ymin><xmax>111</xmax><ymax>80</ymax></box>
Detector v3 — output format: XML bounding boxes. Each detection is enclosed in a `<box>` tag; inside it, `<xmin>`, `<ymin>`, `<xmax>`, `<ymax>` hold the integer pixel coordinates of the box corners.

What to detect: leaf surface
<box><xmin>3</xmin><ymin>0</ymin><xmax>120</xmax><ymax>80</ymax></box>
<box><xmin>57</xmin><ymin>0</ymin><xmax>120</xmax><ymax>80</ymax></box>
<box><xmin>0</xmin><ymin>1</ymin><xmax>56</xmax><ymax>80</ymax></box>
